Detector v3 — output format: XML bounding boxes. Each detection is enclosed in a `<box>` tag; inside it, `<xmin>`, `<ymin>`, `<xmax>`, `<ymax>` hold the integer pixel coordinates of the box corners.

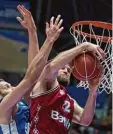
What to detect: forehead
<box><xmin>59</xmin><ymin>64</ymin><xmax>71</xmax><ymax>71</ymax></box>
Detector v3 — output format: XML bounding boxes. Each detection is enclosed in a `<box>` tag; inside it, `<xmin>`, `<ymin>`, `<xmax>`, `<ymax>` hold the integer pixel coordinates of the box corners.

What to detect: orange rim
<box><xmin>71</xmin><ymin>21</ymin><xmax>113</xmax><ymax>43</ymax></box>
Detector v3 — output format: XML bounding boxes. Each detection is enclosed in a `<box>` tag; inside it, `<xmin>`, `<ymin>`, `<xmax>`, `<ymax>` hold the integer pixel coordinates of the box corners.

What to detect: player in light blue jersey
<box><xmin>0</xmin><ymin>96</ymin><xmax>30</xmax><ymax>134</ymax></box>
<box><xmin>0</xmin><ymin>5</ymin><xmax>64</xmax><ymax>134</ymax></box>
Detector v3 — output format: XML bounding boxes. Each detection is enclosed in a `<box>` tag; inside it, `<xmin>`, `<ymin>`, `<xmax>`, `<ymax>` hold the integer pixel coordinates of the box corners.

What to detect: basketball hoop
<box><xmin>70</xmin><ymin>21</ymin><xmax>113</xmax><ymax>94</ymax></box>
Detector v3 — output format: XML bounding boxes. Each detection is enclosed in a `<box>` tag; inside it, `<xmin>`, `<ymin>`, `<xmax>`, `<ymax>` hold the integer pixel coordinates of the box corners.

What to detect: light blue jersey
<box><xmin>0</xmin><ymin>121</ymin><xmax>19</xmax><ymax>134</ymax></box>
<box><xmin>0</xmin><ymin>100</ymin><xmax>30</xmax><ymax>134</ymax></box>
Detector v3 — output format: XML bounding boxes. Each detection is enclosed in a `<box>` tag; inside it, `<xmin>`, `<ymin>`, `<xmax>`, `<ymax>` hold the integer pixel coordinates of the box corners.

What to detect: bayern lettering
<box><xmin>51</xmin><ymin>110</ymin><xmax>70</xmax><ymax>129</ymax></box>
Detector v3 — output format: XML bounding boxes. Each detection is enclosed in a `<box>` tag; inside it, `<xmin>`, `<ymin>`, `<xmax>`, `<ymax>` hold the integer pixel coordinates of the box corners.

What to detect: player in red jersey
<box><xmin>30</xmin><ymin>38</ymin><xmax>105</xmax><ymax>134</ymax></box>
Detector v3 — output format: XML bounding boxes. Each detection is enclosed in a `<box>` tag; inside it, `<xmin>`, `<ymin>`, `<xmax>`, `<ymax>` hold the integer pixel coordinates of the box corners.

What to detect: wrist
<box><xmin>78</xmin><ymin>43</ymin><xmax>87</xmax><ymax>53</ymax></box>
<box><xmin>82</xmin><ymin>43</ymin><xmax>88</xmax><ymax>50</ymax></box>
<box><xmin>46</xmin><ymin>37</ymin><xmax>54</xmax><ymax>44</ymax></box>
<box><xmin>89</xmin><ymin>88</ymin><xmax>98</xmax><ymax>95</ymax></box>
<box><xmin>28</xmin><ymin>27</ymin><xmax>37</xmax><ymax>33</ymax></box>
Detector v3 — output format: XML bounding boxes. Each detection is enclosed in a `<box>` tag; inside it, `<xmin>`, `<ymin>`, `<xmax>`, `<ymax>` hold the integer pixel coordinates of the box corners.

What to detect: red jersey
<box><xmin>30</xmin><ymin>85</ymin><xmax>74</xmax><ymax>134</ymax></box>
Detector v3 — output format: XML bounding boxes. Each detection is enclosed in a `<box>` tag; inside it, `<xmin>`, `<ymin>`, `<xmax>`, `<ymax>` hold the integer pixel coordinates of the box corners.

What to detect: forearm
<box><xmin>50</xmin><ymin>44</ymin><xmax>86</xmax><ymax>72</ymax></box>
<box><xmin>80</xmin><ymin>90</ymin><xmax>97</xmax><ymax>126</ymax></box>
<box><xmin>33</xmin><ymin>38</ymin><xmax>54</xmax><ymax>71</ymax></box>
<box><xmin>25</xmin><ymin>36</ymin><xmax>54</xmax><ymax>101</ymax></box>
<box><xmin>26</xmin><ymin>38</ymin><xmax>54</xmax><ymax>81</ymax></box>
<box><xmin>24</xmin><ymin>28</ymin><xmax>39</xmax><ymax>105</ymax></box>
<box><xmin>28</xmin><ymin>28</ymin><xmax>39</xmax><ymax>65</ymax></box>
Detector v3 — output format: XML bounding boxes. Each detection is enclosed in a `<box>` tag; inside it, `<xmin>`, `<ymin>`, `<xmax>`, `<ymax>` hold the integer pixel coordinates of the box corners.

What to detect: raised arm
<box><xmin>72</xmin><ymin>70</ymin><xmax>102</xmax><ymax>126</ymax></box>
<box><xmin>17</xmin><ymin>5</ymin><xmax>39</xmax><ymax>65</ymax></box>
<box><xmin>26</xmin><ymin>14</ymin><xmax>64</xmax><ymax>80</ymax></box>
<box><xmin>0</xmin><ymin>14</ymin><xmax>63</xmax><ymax>112</ymax></box>
<box><xmin>41</xmin><ymin>42</ymin><xmax>105</xmax><ymax>80</ymax></box>
<box><xmin>17</xmin><ymin>5</ymin><xmax>39</xmax><ymax>105</ymax></box>
<box><xmin>17</xmin><ymin>5</ymin><xmax>63</xmax><ymax>105</ymax></box>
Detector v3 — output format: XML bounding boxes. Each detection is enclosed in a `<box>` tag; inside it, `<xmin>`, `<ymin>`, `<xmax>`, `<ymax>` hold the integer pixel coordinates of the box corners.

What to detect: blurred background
<box><xmin>0</xmin><ymin>0</ymin><xmax>112</xmax><ymax>134</ymax></box>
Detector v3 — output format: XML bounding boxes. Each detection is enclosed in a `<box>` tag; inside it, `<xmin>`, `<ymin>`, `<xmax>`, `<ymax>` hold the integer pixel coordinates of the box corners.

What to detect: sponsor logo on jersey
<box><xmin>51</xmin><ymin>110</ymin><xmax>70</xmax><ymax>129</ymax></box>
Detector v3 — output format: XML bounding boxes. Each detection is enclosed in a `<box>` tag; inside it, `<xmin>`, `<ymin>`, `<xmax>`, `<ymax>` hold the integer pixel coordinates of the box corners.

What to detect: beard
<box><xmin>57</xmin><ymin>75</ymin><xmax>70</xmax><ymax>87</ymax></box>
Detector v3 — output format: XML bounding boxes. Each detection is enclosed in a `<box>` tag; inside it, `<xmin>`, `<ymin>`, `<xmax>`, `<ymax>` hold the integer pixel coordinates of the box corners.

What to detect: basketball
<box><xmin>72</xmin><ymin>52</ymin><xmax>101</xmax><ymax>81</ymax></box>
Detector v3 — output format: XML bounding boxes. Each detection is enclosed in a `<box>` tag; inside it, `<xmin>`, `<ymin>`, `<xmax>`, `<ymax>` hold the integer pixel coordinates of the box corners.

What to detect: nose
<box><xmin>63</xmin><ymin>68</ymin><xmax>68</xmax><ymax>74</ymax></box>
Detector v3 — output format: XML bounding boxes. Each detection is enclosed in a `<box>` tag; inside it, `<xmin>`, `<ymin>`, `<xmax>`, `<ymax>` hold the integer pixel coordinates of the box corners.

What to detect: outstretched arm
<box><xmin>17</xmin><ymin>5</ymin><xmax>63</xmax><ymax>105</ymax></box>
<box><xmin>17</xmin><ymin>5</ymin><xmax>39</xmax><ymax>105</ymax></box>
<box><xmin>17</xmin><ymin>5</ymin><xmax>39</xmax><ymax>65</ymax></box>
<box><xmin>40</xmin><ymin>42</ymin><xmax>104</xmax><ymax>80</ymax></box>
<box><xmin>0</xmin><ymin>15</ymin><xmax>63</xmax><ymax>112</ymax></box>
<box><xmin>72</xmin><ymin>70</ymin><xmax>102</xmax><ymax>126</ymax></box>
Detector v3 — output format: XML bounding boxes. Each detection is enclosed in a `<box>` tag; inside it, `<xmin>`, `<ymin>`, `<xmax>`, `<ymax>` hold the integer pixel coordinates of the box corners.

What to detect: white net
<box><xmin>70</xmin><ymin>21</ymin><xmax>112</xmax><ymax>94</ymax></box>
